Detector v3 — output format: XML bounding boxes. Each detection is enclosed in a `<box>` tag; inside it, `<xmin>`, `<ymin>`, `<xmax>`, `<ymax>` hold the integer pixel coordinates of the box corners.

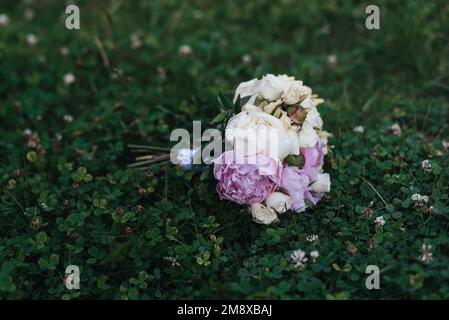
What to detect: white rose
<box><xmin>259</xmin><ymin>74</ymin><xmax>287</xmax><ymax>101</ymax></box>
<box><xmin>250</xmin><ymin>203</ymin><xmax>278</xmax><ymax>225</ymax></box>
<box><xmin>303</xmin><ymin>107</ymin><xmax>323</xmax><ymax>129</ymax></box>
<box><xmin>299</xmin><ymin>95</ymin><xmax>315</xmax><ymax>109</ymax></box>
<box><xmin>265</xmin><ymin>192</ymin><xmax>293</xmax><ymax>214</ymax></box>
<box><xmin>311</xmin><ymin>173</ymin><xmax>331</xmax><ymax>193</ymax></box>
<box><xmin>298</xmin><ymin>124</ymin><xmax>319</xmax><ymax>148</ymax></box>
<box><xmin>282</xmin><ymin>80</ymin><xmax>303</xmax><ymax>105</ymax></box>
<box><xmin>225</xmin><ymin>107</ymin><xmax>299</xmax><ymax>160</ymax></box>
<box><xmin>233</xmin><ymin>78</ymin><xmax>261</xmax><ymax>105</ymax></box>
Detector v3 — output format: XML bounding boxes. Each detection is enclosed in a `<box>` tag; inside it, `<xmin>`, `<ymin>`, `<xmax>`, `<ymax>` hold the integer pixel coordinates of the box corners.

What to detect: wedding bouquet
<box><xmin>214</xmin><ymin>74</ymin><xmax>331</xmax><ymax>224</ymax></box>
<box><xmin>130</xmin><ymin>74</ymin><xmax>331</xmax><ymax>225</ymax></box>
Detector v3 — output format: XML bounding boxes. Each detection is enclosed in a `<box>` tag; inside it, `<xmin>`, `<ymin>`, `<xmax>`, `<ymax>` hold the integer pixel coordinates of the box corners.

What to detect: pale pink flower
<box><xmin>213</xmin><ymin>151</ymin><xmax>282</xmax><ymax>205</ymax></box>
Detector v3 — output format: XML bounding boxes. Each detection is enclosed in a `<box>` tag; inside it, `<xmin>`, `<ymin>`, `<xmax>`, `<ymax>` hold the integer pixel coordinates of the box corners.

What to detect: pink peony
<box><xmin>280</xmin><ymin>165</ymin><xmax>325</xmax><ymax>212</ymax></box>
<box><xmin>280</xmin><ymin>166</ymin><xmax>310</xmax><ymax>212</ymax></box>
<box><xmin>213</xmin><ymin>151</ymin><xmax>282</xmax><ymax>205</ymax></box>
<box><xmin>301</xmin><ymin>141</ymin><xmax>324</xmax><ymax>170</ymax></box>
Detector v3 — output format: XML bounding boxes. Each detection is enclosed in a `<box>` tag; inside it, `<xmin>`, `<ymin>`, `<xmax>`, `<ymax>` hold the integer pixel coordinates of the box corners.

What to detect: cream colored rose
<box><xmin>259</xmin><ymin>74</ymin><xmax>286</xmax><ymax>101</ymax></box>
<box><xmin>225</xmin><ymin>107</ymin><xmax>300</xmax><ymax>160</ymax></box>
<box><xmin>303</xmin><ymin>107</ymin><xmax>323</xmax><ymax>129</ymax></box>
<box><xmin>298</xmin><ymin>124</ymin><xmax>319</xmax><ymax>148</ymax></box>
<box><xmin>250</xmin><ymin>203</ymin><xmax>278</xmax><ymax>225</ymax></box>
<box><xmin>265</xmin><ymin>192</ymin><xmax>293</xmax><ymax>214</ymax></box>
<box><xmin>282</xmin><ymin>80</ymin><xmax>303</xmax><ymax>105</ymax></box>
<box><xmin>318</xmin><ymin>130</ymin><xmax>332</xmax><ymax>154</ymax></box>
<box><xmin>311</xmin><ymin>173</ymin><xmax>331</xmax><ymax>193</ymax></box>
<box><xmin>233</xmin><ymin>78</ymin><xmax>261</xmax><ymax>105</ymax></box>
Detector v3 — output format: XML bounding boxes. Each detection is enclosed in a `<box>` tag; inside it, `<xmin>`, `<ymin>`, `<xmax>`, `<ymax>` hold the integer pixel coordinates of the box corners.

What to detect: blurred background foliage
<box><xmin>0</xmin><ymin>0</ymin><xmax>448</xmax><ymax>299</ymax></box>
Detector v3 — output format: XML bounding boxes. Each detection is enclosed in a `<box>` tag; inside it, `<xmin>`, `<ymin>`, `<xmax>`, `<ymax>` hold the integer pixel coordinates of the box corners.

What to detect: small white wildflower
<box><xmin>0</xmin><ymin>14</ymin><xmax>9</xmax><ymax>26</ymax></box>
<box><xmin>26</xmin><ymin>33</ymin><xmax>38</xmax><ymax>46</ymax></box>
<box><xmin>411</xmin><ymin>193</ymin><xmax>421</xmax><ymax>201</ymax></box>
<box><xmin>327</xmin><ymin>54</ymin><xmax>338</xmax><ymax>66</ymax></box>
<box><xmin>421</xmin><ymin>195</ymin><xmax>429</xmax><ymax>203</ymax></box>
<box><xmin>420</xmin><ymin>244</ymin><xmax>433</xmax><ymax>264</ymax></box>
<box><xmin>242</xmin><ymin>54</ymin><xmax>252</xmax><ymax>65</ymax></box>
<box><xmin>63</xmin><ymin>73</ymin><xmax>75</xmax><ymax>86</ymax></box>
<box><xmin>353</xmin><ymin>125</ymin><xmax>365</xmax><ymax>133</ymax></box>
<box><xmin>429</xmin><ymin>206</ymin><xmax>434</xmax><ymax>213</ymax></box>
<box><xmin>24</xmin><ymin>8</ymin><xmax>34</xmax><ymax>20</ymax></box>
<box><xmin>443</xmin><ymin>140</ymin><xmax>449</xmax><ymax>150</ymax></box>
<box><xmin>60</xmin><ymin>47</ymin><xmax>69</xmax><ymax>56</ymax></box>
<box><xmin>421</xmin><ymin>159</ymin><xmax>431</xmax><ymax>169</ymax></box>
<box><xmin>23</xmin><ymin>128</ymin><xmax>32</xmax><ymax>136</ymax></box>
<box><xmin>389</xmin><ymin>123</ymin><xmax>402</xmax><ymax>136</ymax></box>
<box><xmin>310</xmin><ymin>251</ymin><xmax>319</xmax><ymax>262</ymax></box>
<box><xmin>375</xmin><ymin>216</ymin><xmax>385</xmax><ymax>226</ymax></box>
<box><xmin>54</xmin><ymin>133</ymin><xmax>63</xmax><ymax>141</ymax></box>
<box><xmin>290</xmin><ymin>249</ymin><xmax>308</xmax><ymax>269</ymax></box>
<box><xmin>178</xmin><ymin>44</ymin><xmax>193</xmax><ymax>56</ymax></box>
<box><xmin>306</xmin><ymin>234</ymin><xmax>319</xmax><ymax>242</ymax></box>
<box><xmin>63</xmin><ymin>114</ymin><xmax>74</xmax><ymax>123</ymax></box>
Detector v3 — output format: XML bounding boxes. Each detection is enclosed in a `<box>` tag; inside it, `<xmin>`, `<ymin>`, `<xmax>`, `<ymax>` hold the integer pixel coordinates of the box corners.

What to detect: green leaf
<box><xmin>218</xmin><ymin>92</ymin><xmax>233</xmax><ymax>111</ymax></box>
<box><xmin>210</xmin><ymin>111</ymin><xmax>229</xmax><ymax>125</ymax></box>
<box><xmin>285</xmin><ymin>154</ymin><xmax>305</xmax><ymax>167</ymax></box>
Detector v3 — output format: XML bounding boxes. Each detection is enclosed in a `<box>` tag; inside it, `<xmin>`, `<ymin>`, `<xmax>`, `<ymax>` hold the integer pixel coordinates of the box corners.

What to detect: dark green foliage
<box><xmin>0</xmin><ymin>0</ymin><xmax>448</xmax><ymax>299</ymax></box>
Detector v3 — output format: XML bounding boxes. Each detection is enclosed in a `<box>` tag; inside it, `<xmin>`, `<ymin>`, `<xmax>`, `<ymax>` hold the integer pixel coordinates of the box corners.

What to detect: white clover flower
<box><xmin>421</xmin><ymin>159</ymin><xmax>431</xmax><ymax>169</ymax></box>
<box><xmin>63</xmin><ymin>114</ymin><xmax>74</xmax><ymax>123</ymax></box>
<box><xmin>327</xmin><ymin>54</ymin><xmax>338</xmax><ymax>66</ymax></box>
<box><xmin>290</xmin><ymin>249</ymin><xmax>308</xmax><ymax>268</ymax></box>
<box><xmin>443</xmin><ymin>140</ymin><xmax>449</xmax><ymax>150</ymax></box>
<box><xmin>26</xmin><ymin>33</ymin><xmax>38</xmax><ymax>46</ymax></box>
<box><xmin>178</xmin><ymin>44</ymin><xmax>193</xmax><ymax>56</ymax></box>
<box><xmin>389</xmin><ymin>123</ymin><xmax>402</xmax><ymax>136</ymax></box>
<box><xmin>420</xmin><ymin>244</ymin><xmax>433</xmax><ymax>264</ymax></box>
<box><xmin>63</xmin><ymin>73</ymin><xmax>75</xmax><ymax>86</ymax></box>
<box><xmin>54</xmin><ymin>133</ymin><xmax>63</xmax><ymax>141</ymax></box>
<box><xmin>353</xmin><ymin>126</ymin><xmax>364</xmax><ymax>133</ymax></box>
<box><xmin>306</xmin><ymin>234</ymin><xmax>319</xmax><ymax>242</ymax></box>
<box><xmin>375</xmin><ymin>216</ymin><xmax>385</xmax><ymax>226</ymax></box>
<box><xmin>60</xmin><ymin>47</ymin><xmax>69</xmax><ymax>56</ymax></box>
<box><xmin>242</xmin><ymin>54</ymin><xmax>252</xmax><ymax>65</ymax></box>
<box><xmin>310</xmin><ymin>250</ymin><xmax>319</xmax><ymax>259</ymax></box>
<box><xmin>0</xmin><ymin>14</ymin><xmax>9</xmax><ymax>26</ymax></box>
<box><xmin>421</xmin><ymin>195</ymin><xmax>429</xmax><ymax>203</ymax></box>
<box><xmin>411</xmin><ymin>193</ymin><xmax>421</xmax><ymax>201</ymax></box>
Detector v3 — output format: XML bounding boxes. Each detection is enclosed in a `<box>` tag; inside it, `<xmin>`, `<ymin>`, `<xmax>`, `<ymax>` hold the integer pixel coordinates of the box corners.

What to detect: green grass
<box><xmin>0</xmin><ymin>0</ymin><xmax>448</xmax><ymax>299</ymax></box>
